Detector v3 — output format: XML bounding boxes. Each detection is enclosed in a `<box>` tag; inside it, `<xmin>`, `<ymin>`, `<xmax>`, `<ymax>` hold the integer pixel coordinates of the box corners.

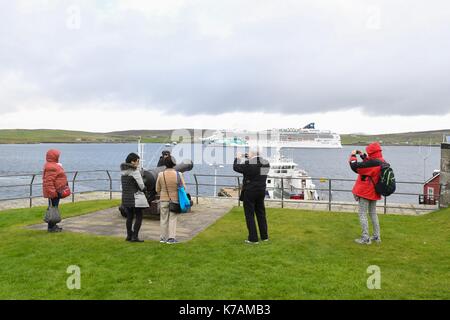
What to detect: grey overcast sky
<box><xmin>1</xmin><ymin>0</ymin><xmax>450</xmax><ymax>134</ymax></box>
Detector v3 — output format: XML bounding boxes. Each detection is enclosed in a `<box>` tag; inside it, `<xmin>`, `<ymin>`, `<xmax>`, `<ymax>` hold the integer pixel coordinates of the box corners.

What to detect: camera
<box><xmin>244</xmin><ymin>153</ymin><xmax>249</xmax><ymax>158</ymax></box>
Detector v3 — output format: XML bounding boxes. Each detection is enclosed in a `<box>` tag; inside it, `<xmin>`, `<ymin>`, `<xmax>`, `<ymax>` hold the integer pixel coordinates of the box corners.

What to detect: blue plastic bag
<box><xmin>177</xmin><ymin>172</ymin><xmax>191</xmax><ymax>213</ymax></box>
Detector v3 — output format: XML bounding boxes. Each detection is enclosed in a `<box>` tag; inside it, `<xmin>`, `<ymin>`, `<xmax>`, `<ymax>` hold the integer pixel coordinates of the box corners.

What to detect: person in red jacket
<box><xmin>42</xmin><ymin>149</ymin><xmax>68</xmax><ymax>232</ymax></box>
<box><xmin>349</xmin><ymin>142</ymin><xmax>384</xmax><ymax>244</ymax></box>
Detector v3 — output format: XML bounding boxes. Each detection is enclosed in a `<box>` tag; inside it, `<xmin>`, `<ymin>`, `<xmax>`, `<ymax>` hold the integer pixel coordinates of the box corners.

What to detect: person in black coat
<box><xmin>233</xmin><ymin>147</ymin><xmax>270</xmax><ymax>244</ymax></box>
<box><xmin>120</xmin><ymin>153</ymin><xmax>148</xmax><ymax>242</ymax></box>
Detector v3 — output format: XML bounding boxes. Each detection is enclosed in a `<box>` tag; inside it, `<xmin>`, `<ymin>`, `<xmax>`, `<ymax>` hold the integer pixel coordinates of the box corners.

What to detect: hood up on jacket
<box><xmin>46</xmin><ymin>149</ymin><xmax>61</xmax><ymax>163</ymax></box>
<box><xmin>366</xmin><ymin>142</ymin><xmax>383</xmax><ymax>160</ymax></box>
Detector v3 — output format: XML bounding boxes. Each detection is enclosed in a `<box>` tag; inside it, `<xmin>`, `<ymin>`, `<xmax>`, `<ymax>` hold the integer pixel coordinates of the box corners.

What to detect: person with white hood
<box><xmin>120</xmin><ymin>153</ymin><xmax>149</xmax><ymax>242</ymax></box>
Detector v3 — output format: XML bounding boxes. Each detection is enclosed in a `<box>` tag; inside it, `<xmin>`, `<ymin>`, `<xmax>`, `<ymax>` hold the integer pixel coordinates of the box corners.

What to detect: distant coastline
<box><xmin>0</xmin><ymin>128</ymin><xmax>449</xmax><ymax>146</ymax></box>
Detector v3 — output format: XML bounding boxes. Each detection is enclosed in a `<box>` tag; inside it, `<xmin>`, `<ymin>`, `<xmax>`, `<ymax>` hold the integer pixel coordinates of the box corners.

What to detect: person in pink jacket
<box><xmin>42</xmin><ymin>149</ymin><xmax>68</xmax><ymax>232</ymax></box>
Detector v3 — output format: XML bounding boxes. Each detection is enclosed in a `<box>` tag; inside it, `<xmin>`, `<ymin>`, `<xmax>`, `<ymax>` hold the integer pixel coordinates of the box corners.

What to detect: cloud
<box><xmin>1</xmin><ymin>0</ymin><xmax>450</xmax><ymax>118</ymax></box>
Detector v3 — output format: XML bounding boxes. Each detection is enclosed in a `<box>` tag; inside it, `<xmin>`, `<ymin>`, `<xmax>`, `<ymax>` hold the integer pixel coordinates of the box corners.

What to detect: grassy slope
<box><xmin>0</xmin><ymin>200</ymin><xmax>449</xmax><ymax>300</ymax></box>
<box><xmin>341</xmin><ymin>130</ymin><xmax>450</xmax><ymax>146</ymax></box>
<box><xmin>0</xmin><ymin>129</ymin><xmax>169</xmax><ymax>144</ymax></box>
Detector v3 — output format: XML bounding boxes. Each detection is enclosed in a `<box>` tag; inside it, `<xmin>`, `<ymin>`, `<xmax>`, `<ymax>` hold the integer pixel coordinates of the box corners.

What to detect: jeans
<box><xmin>357</xmin><ymin>197</ymin><xmax>380</xmax><ymax>239</ymax></box>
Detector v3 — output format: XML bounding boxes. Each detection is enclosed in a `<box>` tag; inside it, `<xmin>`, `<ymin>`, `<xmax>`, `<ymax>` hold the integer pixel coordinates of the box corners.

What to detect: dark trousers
<box><xmin>242</xmin><ymin>190</ymin><xmax>269</xmax><ymax>242</ymax></box>
<box><xmin>47</xmin><ymin>198</ymin><xmax>60</xmax><ymax>230</ymax></box>
<box><xmin>125</xmin><ymin>207</ymin><xmax>143</xmax><ymax>238</ymax></box>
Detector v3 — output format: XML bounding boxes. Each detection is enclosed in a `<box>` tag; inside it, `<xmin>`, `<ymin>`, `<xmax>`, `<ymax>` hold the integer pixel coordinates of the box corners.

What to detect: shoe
<box><xmin>262</xmin><ymin>238</ymin><xmax>269</xmax><ymax>242</ymax></box>
<box><xmin>125</xmin><ymin>236</ymin><xmax>132</xmax><ymax>241</ymax></box>
<box><xmin>245</xmin><ymin>240</ymin><xmax>259</xmax><ymax>244</ymax></box>
<box><xmin>354</xmin><ymin>237</ymin><xmax>371</xmax><ymax>245</ymax></box>
<box><xmin>130</xmin><ymin>231</ymin><xmax>144</xmax><ymax>242</ymax></box>
<box><xmin>166</xmin><ymin>238</ymin><xmax>179</xmax><ymax>244</ymax></box>
<box><xmin>48</xmin><ymin>226</ymin><xmax>62</xmax><ymax>233</ymax></box>
<box><xmin>160</xmin><ymin>237</ymin><xmax>167</xmax><ymax>243</ymax></box>
<box><xmin>370</xmin><ymin>236</ymin><xmax>382</xmax><ymax>244</ymax></box>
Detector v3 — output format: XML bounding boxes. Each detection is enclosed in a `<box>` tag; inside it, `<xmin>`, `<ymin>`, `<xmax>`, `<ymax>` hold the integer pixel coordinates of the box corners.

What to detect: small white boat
<box><xmin>266</xmin><ymin>149</ymin><xmax>319</xmax><ymax>201</ymax></box>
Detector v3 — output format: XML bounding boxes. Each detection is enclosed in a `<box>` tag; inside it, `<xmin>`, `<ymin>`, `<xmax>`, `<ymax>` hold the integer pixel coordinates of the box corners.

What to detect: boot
<box><xmin>131</xmin><ymin>231</ymin><xmax>144</xmax><ymax>243</ymax></box>
<box><xmin>48</xmin><ymin>225</ymin><xmax>62</xmax><ymax>233</ymax></box>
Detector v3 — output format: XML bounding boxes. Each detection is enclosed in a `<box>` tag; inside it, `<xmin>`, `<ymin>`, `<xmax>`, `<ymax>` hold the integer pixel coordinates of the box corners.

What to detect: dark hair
<box><xmin>125</xmin><ymin>153</ymin><xmax>140</xmax><ymax>164</ymax></box>
<box><xmin>164</xmin><ymin>156</ymin><xmax>176</xmax><ymax>168</ymax></box>
<box><xmin>162</xmin><ymin>150</ymin><xmax>171</xmax><ymax>156</ymax></box>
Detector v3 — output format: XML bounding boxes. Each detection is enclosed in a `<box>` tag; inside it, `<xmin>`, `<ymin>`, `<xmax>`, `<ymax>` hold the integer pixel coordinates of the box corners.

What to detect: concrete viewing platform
<box><xmin>27</xmin><ymin>197</ymin><xmax>236</xmax><ymax>242</ymax></box>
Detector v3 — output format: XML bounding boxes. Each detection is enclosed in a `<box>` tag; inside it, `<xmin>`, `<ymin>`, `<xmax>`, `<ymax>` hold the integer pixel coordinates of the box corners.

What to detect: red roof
<box><xmin>424</xmin><ymin>172</ymin><xmax>440</xmax><ymax>185</ymax></box>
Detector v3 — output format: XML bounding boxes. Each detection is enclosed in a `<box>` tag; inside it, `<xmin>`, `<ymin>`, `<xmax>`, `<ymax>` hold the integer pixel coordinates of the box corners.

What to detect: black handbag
<box><xmin>163</xmin><ymin>171</ymin><xmax>182</xmax><ymax>213</ymax></box>
<box><xmin>169</xmin><ymin>202</ymin><xmax>182</xmax><ymax>213</ymax></box>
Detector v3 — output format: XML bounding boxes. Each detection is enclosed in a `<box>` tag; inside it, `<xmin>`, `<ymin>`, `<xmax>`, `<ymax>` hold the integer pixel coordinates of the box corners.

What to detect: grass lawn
<box><xmin>0</xmin><ymin>200</ymin><xmax>449</xmax><ymax>299</ymax></box>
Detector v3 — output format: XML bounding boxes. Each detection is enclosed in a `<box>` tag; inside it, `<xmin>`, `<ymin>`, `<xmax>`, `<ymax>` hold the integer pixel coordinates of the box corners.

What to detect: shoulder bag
<box><xmin>177</xmin><ymin>172</ymin><xmax>191</xmax><ymax>213</ymax></box>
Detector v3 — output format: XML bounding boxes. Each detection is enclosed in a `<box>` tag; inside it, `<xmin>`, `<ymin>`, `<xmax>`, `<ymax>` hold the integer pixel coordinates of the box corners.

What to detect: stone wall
<box><xmin>440</xmin><ymin>143</ymin><xmax>450</xmax><ymax>208</ymax></box>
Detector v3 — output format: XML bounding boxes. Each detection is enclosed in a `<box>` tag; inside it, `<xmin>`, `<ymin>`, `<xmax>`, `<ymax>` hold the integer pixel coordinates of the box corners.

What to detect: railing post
<box><xmin>72</xmin><ymin>171</ymin><xmax>78</xmax><ymax>203</ymax></box>
<box><xmin>194</xmin><ymin>174</ymin><xmax>199</xmax><ymax>205</ymax></box>
<box><xmin>384</xmin><ymin>197</ymin><xmax>387</xmax><ymax>214</ymax></box>
<box><xmin>106</xmin><ymin>170</ymin><xmax>112</xmax><ymax>200</ymax></box>
<box><xmin>281</xmin><ymin>177</ymin><xmax>284</xmax><ymax>208</ymax></box>
<box><xmin>237</xmin><ymin>177</ymin><xmax>241</xmax><ymax>207</ymax></box>
<box><xmin>328</xmin><ymin>179</ymin><xmax>332</xmax><ymax>211</ymax></box>
<box><xmin>29</xmin><ymin>174</ymin><xmax>36</xmax><ymax>208</ymax></box>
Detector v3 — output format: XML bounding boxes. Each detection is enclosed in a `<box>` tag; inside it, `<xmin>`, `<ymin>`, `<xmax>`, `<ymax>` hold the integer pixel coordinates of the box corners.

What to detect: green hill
<box><xmin>0</xmin><ymin>129</ymin><xmax>168</xmax><ymax>144</ymax></box>
<box><xmin>341</xmin><ymin>129</ymin><xmax>450</xmax><ymax>146</ymax></box>
<box><xmin>1</xmin><ymin>128</ymin><xmax>449</xmax><ymax>145</ymax></box>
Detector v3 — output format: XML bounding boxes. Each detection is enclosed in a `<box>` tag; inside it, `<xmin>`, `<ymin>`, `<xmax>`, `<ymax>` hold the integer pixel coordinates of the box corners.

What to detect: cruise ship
<box><xmin>201</xmin><ymin>123</ymin><xmax>342</xmax><ymax>149</ymax></box>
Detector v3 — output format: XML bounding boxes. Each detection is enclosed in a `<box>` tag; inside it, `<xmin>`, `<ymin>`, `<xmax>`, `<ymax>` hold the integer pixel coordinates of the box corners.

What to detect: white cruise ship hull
<box><xmin>205</xmin><ymin>140</ymin><xmax>342</xmax><ymax>148</ymax></box>
<box><xmin>249</xmin><ymin>140</ymin><xmax>342</xmax><ymax>149</ymax></box>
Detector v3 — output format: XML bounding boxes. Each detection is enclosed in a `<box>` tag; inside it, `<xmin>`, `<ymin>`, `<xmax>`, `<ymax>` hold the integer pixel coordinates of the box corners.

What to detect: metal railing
<box><xmin>0</xmin><ymin>170</ymin><xmax>122</xmax><ymax>207</ymax></box>
<box><xmin>189</xmin><ymin>174</ymin><xmax>442</xmax><ymax>213</ymax></box>
<box><xmin>0</xmin><ymin>171</ymin><xmax>442</xmax><ymax>213</ymax></box>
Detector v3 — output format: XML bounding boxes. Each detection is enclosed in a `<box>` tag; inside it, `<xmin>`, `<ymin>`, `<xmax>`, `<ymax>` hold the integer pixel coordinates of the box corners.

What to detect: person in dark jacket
<box><xmin>157</xmin><ymin>150</ymin><xmax>171</xmax><ymax>167</ymax></box>
<box><xmin>349</xmin><ymin>142</ymin><xmax>384</xmax><ymax>245</ymax></box>
<box><xmin>42</xmin><ymin>149</ymin><xmax>68</xmax><ymax>232</ymax></box>
<box><xmin>121</xmin><ymin>153</ymin><xmax>149</xmax><ymax>242</ymax></box>
<box><xmin>233</xmin><ymin>147</ymin><xmax>270</xmax><ymax>244</ymax></box>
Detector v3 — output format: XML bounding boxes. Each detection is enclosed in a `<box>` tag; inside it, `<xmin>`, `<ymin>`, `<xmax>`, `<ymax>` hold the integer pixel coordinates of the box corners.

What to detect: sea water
<box><xmin>0</xmin><ymin>143</ymin><xmax>440</xmax><ymax>203</ymax></box>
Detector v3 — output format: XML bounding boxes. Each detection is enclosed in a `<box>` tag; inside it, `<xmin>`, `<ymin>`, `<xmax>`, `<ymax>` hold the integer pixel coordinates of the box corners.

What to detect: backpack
<box><xmin>372</xmin><ymin>161</ymin><xmax>396</xmax><ymax>197</ymax></box>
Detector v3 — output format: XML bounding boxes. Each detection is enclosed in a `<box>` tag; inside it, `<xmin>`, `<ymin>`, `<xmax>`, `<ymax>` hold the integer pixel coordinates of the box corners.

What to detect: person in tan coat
<box><xmin>156</xmin><ymin>156</ymin><xmax>187</xmax><ymax>244</ymax></box>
